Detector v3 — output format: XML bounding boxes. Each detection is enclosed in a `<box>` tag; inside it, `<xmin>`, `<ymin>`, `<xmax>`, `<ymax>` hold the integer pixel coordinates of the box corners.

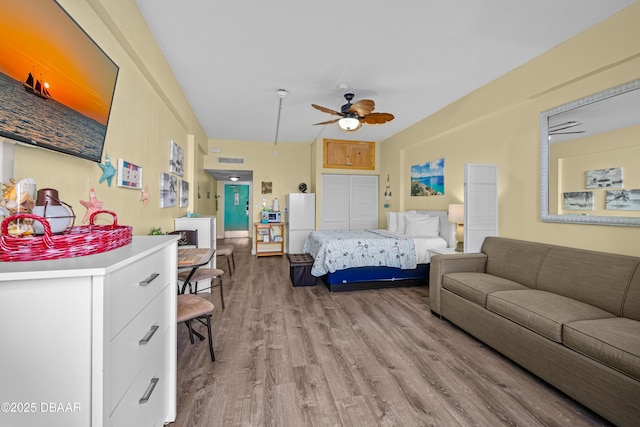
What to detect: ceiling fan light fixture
<box><xmin>338</xmin><ymin>117</ymin><xmax>361</xmax><ymax>131</ymax></box>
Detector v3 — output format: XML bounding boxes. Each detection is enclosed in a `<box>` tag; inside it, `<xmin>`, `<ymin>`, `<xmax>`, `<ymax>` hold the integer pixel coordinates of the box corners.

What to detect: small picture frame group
<box><xmin>116</xmin><ymin>159</ymin><xmax>143</xmax><ymax>189</ymax></box>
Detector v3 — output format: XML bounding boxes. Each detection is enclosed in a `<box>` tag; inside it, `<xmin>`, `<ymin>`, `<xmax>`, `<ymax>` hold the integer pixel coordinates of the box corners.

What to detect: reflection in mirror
<box><xmin>540</xmin><ymin>79</ymin><xmax>640</xmax><ymax>226</ymax></box>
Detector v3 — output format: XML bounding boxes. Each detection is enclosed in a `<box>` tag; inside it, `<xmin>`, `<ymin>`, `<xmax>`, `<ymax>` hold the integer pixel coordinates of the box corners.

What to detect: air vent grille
<box><xmin>218</xmin><ymin>157</ymin><xmax>244</xmax><ymax>164</ymax></box>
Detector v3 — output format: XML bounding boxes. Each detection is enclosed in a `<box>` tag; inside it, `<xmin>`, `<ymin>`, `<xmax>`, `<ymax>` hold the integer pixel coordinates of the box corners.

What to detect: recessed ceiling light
<box><xmin>230</xmin><ymin>176</ymin><xmax>240</xmax><ymax>181</ymax></box>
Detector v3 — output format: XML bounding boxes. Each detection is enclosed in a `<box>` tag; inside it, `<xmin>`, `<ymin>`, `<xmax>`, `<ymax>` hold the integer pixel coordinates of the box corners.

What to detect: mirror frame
<box><xmin>540</xmin><ymin>78</ymin><xmax>640</xmax><ymax>226</ymax></box>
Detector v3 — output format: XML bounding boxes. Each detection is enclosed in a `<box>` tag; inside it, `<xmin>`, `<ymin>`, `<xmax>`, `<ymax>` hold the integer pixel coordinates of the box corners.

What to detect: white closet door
<box><xmin>464</xmin><ymin>164</ymin><xmax>498</xmax><ymax>253</ymax></box>
<box><xmin>349</xmin><ymin>175</ymin><xmax>379</xmax><ymax>229</ymax></box>
<box><xmin>321</xmin><ymin>174</ymin><xmax>350</xmax><ymax>229</ymax></box>
<box><xmin>321</xmin><ymin>174</ymin><xmax>379</xmax><ymax>230</ymax></box>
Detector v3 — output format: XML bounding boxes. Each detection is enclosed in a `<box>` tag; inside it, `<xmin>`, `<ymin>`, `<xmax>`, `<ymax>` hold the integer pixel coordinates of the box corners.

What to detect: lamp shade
<box><xmin>448</xmin><ymin>203</ymin><xmax>464</xmax><ymax>223</ymax></box>
<box><xmin>338</xmin><ymin>117</ymin><xmax>361</xmax><ymax>131</ymax></box>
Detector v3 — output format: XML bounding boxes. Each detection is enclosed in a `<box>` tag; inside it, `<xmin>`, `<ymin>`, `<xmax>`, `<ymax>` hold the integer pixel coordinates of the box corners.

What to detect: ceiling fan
<box><xmin>311</xmin><ymin>92</ymin><xmax>395</xmax><ymax>131</ymax></box>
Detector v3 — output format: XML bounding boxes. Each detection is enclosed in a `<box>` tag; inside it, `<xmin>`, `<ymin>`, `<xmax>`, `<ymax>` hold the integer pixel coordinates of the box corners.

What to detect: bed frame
<box><xmin>321</xmin><ymin>210</ymin><xmax>455</xmax><ymax>292</ymax></box>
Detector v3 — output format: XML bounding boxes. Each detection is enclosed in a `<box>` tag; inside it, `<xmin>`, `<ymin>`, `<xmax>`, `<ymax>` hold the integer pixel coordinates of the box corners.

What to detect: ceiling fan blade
<box><xmin>361</xmin><ymin>112</ymin><xmax>394</xmax><ymax>124</ymax></box>
<box><xmin>311</xmin><ymin>104</ymin><xmax>342</xmax><ymax>116</ymax></box>
<box><xmin>350</xmin><ymin>99</ymin><xmax>375</xmax><ymax>116</ymax></box>
<box><xmin>313</xmin><ymin>118</ymin><xmax>340</xmax><ymax>126</ymax></box>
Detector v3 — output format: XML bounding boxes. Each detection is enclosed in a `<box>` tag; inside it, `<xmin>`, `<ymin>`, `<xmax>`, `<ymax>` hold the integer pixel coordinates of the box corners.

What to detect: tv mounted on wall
<box><xmin>0</xmin><ymin>0</ymin><xmax>119</xmax><ymax>163</ymax></box>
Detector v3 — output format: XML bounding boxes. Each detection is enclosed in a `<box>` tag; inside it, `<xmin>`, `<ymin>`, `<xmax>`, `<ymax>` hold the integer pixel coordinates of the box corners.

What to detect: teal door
<box><xmin>224</xmin><ymin>184</ymin><xmax>249</xmax><ymax>233</ymax></box>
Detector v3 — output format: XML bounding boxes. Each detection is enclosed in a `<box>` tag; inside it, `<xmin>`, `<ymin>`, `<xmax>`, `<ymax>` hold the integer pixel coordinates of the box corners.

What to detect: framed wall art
<box><xmin>411</xmin><ymin>158</ymin><xmax>445</xmax><ymax>196</ymax></box>
<box><xmin>586</xmin><ymin>167</ymin><xmax>623</xmax><ymax>189</ymax></box>
<box><xmin>169</xmin><ymin>140</ymin><xmax>184</xmax><ymax>176</ymax></box>
<box><xmin>606</xmin><ymin>189</ymin><xmax>640</xmax><ymax>211</ymax></box>
<box><xmin>180</xmin><ymin>180</ymin><xmax>189</xmax><ymax>207</ymax></box>
<box><xmin>563</xmin><ymin>191</ymin><xmax>594</xmax><ymax>211</ymax></box>
<box><xmin>116</xmin><ymin>159</ymin><xmax>143</xmax><ymax>189</ymax></box>
<box><xmin>160</xmin><ymin>172</ymin><xmax>177</xmax><ymax>208</ymax></box>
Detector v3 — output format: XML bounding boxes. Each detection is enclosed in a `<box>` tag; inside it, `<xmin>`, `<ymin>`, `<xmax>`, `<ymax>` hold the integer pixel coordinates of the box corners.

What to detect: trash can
<box><xmin>287</xmin><ymin>253</ymin><xmax>316</xmax><ymax>287</ymax></box>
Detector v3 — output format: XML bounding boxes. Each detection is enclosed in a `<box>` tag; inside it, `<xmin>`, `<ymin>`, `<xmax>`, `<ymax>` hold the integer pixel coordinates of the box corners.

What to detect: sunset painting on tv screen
<box><xmin>0</xmin><ymin>0</ymin><xmax>118</xmax><ymax>162</ymax></box>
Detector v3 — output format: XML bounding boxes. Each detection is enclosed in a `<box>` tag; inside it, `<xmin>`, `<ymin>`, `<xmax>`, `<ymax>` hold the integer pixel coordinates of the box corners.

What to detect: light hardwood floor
<box><xmin>169</xmin><ymin>238</ymin><xmax>610</xmax><ymax>427</ymax></box>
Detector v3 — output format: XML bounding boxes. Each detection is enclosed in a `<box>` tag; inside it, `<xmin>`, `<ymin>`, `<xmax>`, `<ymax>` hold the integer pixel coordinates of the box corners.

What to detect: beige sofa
<box><xmin>429</xmin><ymin>237</ymin><xmax>640</xmax><ymax>426</ymax></box>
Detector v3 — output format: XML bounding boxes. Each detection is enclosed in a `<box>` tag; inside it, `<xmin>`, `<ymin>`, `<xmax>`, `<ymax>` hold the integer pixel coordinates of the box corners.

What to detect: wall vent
<box><xmin>218</xmin><ymin>156</ymin><xmax>244</xmax><ymax>164</ymax></box>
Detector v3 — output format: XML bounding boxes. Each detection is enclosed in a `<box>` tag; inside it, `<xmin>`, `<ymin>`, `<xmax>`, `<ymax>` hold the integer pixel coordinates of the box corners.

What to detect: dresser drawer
<box><xmin>109</xmin><ymin>285</ymin><xmax>171</xmax><ymax>414</ymax></box>
<box><xmin>109</xmin><ymin>249</ymin><xmax>171</xmax><ymax>338</ymax></box>
<box><xmin>109</xmin><ymin>337</ymin><xmax>169</xmax><ymax>427</ymax></box>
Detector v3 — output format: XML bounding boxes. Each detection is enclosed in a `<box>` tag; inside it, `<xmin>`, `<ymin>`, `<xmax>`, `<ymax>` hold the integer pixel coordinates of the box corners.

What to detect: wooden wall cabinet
<box><xmin>323</xmin><ymin>139</ymin><xmax>375</xmax><ymax>170</ymax></box>
<box><xmin>255</xmin><ymin>222</ymin><xmax>285</xmax><ymax>256</ymax></box>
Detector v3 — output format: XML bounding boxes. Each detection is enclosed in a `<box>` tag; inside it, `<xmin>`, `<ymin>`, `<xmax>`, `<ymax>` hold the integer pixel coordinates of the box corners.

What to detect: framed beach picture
<box><xmin>411</xmin><ymin>158</ymin><xmax>445</xmax><ymax>196</ymax></box>
<box><xmin>116</xmin><ymin>159</ymin><xmax>143</xmax><ymax>189</ymax></box>
<box><xmin>160</xmin><ymin>172</ymin><xmax>177</xmax><ymax>208</ymax></box>
<box><xmin>180</xmin><ymin>180</ymin><xmax>189</xmax><ymax>207</ymax></box>
<box><xmin>563</xmin><ymin>191</ymin><xmax>594</xmax><ymax>211</ymax></box>
<box><xmin>586</xmin><ymin>167</ymin><xmax>623</xmax><ymax>189</ymax></box>
<box><xmin>169</xmin><ymin>140</ymin><xmax>184</xmax><ymax>176</ymax></box>
<box><xmin>606</xmin><ymin>189</ymin><xmax>640</xmax><ymax>211</ymax></box>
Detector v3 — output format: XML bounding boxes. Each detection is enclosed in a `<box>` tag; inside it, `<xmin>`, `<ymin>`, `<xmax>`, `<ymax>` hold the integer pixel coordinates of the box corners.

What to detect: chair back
<box><xmin>168</xmin><ymin>230</ymin><xmax>198</xmax><ymax>247</ymax></box>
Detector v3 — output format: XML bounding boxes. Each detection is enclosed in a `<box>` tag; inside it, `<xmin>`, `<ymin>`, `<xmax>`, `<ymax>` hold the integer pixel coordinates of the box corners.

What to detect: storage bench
<box><xmin>288</xmin><ymin>253</ymin><xmax>316</xmax><ymax>287</ymax></box>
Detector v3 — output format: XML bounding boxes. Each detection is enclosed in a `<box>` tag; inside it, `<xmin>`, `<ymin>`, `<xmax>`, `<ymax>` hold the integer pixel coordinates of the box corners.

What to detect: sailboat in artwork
<box><xmin>22</xmin><ymin>70</ymin><xmax>52</xmax><ymax>99</ymax></box>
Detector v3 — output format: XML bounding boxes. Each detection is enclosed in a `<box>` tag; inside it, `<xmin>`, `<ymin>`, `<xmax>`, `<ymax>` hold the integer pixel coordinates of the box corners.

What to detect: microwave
<box><xmin>261</xmin><ymin>211</ymin><xmax>281</xmax><ymax>223</ymax></box>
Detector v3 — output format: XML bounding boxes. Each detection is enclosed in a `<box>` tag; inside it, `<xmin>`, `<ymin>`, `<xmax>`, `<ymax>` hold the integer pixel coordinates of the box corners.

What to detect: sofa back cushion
<box><xmin>537</xmin><ymin>247</ymin><xmax>640</xmax><ymax>316</ymax></box>
<box><xmin>481</xmin><ymin>237</ymin><xmax>552</xmax><ymax>289</ymax></box>
<box><xmin>623</xmin><ymin>267</ymin><xmax>640</xmax><ymax>321</ymax></box>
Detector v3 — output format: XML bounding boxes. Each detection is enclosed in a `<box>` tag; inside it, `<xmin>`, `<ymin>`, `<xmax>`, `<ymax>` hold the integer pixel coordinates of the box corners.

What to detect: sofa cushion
<box><xmin>623</xmin><ymin>268</ymin><xmax>640</xmax><ymax>322</ymax></box>
<box><xmin>487</xmin><ymin>290</ymin><xmax>615</xmax><ymax>343</ymax></box>
<box><xmin>537</xmin><ymin>247</ymin><xmax>640</xmax><ymax>316</ymax></box>
<box><xmin>442</xmin><ymin>272</ymin><xmax>528</xmax><ymax>308</ymax></box>
<box><xmin>481</xmin><ymin>237</ymin><xmax>552</xmax><ymax>289</ymax></box>
<box><xmin>564</xmin><ymin>317</ymin><xmax>640</xmax><ymax>381</ymax></box>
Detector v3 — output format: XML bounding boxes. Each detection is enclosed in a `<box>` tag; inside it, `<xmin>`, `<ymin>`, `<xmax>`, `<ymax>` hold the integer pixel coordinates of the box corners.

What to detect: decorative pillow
<box><xmin>387</xmin><ymin>212</ymin><xmax>398</xmax><ymax>232</ymax></box>
<box><xmin>405</xmin><ymin>215</ymin><xmax>440</xmax><ymax>237</ymax></box>
<box><xmin>397</xmin><ymin>211</ymin><xmax>418</xmax><ymax>234</ymax></box>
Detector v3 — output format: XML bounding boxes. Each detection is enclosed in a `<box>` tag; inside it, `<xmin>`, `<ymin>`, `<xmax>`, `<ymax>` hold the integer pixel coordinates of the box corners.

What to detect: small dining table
<box><xmin>177</xmin><ymin>248</ymin><xmax>215</xmax><ymax>294</ymax></box>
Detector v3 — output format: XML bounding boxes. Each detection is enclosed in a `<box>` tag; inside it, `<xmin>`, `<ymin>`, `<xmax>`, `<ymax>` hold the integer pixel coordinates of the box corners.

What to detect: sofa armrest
<box><xmin>429</xmin><ymin>253</ymin><xmax>488</xmax><ymax>315</ymax></box>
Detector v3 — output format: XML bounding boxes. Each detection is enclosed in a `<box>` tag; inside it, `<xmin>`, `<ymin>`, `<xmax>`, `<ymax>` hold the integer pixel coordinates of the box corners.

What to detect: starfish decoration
<box><xmin>140</xmin><ymin>185</ymin><xmax>150</xmax><ymax>207</ymax></box>
<box><xmin>98</xmin><ymin>155</ymin><xmax>116</xmax><ymax>187</ymax></box>
<box><xmin>79</xmin><ymin>188</ymin><xmax>104</xmax><ymax>223</ymax></box>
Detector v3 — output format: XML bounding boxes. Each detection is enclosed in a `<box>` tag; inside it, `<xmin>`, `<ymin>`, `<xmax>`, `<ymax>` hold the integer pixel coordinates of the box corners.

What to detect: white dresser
<box><xmin>0</xmin><ymin>236</ymin><xmax>178</xmax><ymax>427</ymax></box>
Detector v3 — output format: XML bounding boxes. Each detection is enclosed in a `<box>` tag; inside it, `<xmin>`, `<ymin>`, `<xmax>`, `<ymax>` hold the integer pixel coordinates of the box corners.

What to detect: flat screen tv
<box><xmin>0</xmin><ymin>0</ymin><xmax>119</xmax><ymax>163</ymax></box>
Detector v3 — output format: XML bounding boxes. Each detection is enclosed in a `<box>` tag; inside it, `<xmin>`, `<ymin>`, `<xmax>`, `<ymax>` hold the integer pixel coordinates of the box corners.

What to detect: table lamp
<box><xmin>448</xmin><ymin>203</ymin><xmax>464</xmax><ymax>252</ymax></box>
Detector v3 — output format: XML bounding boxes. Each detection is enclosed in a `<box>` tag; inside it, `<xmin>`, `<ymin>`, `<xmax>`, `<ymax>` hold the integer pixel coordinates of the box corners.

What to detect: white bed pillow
<box><xmin>386</xmin><ymin>212</ymin><xmax>398</xmax><ymax>232</ymax></box>
<box><xmin>405</xmin><ymin>215</ymin><xmax>440</xmax><ymax>237</ymax></box>
<box><xmin>396</xmin><ymin>211</ymin><xmax>418</xmax><ymax>234</ymax></box>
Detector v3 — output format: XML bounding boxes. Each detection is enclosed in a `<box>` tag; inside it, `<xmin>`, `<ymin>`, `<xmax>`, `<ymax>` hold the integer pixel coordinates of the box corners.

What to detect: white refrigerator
<box><xmin>286</xmin><ymin>193</ymin><xmax>316</xmax><ymax>254</ymax></box>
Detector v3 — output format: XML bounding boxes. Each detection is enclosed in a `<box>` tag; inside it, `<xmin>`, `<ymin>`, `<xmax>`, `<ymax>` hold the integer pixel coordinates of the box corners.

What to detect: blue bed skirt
<box><xmin>322</xmin><ymin>264</ymin><xmax>430</xmax><ymax>292</ymax></box>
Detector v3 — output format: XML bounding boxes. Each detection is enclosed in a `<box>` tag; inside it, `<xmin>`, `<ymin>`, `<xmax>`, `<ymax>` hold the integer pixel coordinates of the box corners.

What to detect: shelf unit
<box><xmin>255</xmin><ymin>222</ymin><xmax>285</xmax><ymax>256</ymax></box>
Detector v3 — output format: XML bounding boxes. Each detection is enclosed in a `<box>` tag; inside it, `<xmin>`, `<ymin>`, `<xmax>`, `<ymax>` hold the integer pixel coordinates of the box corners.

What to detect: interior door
<box><xmin>224</xmin><ymin>183</ymin><xmax>249</xmax><ymax>237</ymax></box>
<box><xmin>464</xmin><ymin>164</ymin><xmax>498</xmax><ymax>253</ymax></box>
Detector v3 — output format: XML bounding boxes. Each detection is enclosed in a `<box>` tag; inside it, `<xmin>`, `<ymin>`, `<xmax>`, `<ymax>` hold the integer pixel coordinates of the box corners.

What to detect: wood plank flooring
<box><xmin>169</xmin><ymin>238</ymin><xmax>611</xmax><ymax>427</ymax></box>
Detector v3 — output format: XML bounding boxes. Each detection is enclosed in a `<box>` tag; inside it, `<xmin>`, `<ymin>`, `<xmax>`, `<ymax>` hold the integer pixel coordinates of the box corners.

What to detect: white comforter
<box><xmin>303</xmin><ymin>229</ymin><xmax>447</xmax><ymax>276</ymax></box>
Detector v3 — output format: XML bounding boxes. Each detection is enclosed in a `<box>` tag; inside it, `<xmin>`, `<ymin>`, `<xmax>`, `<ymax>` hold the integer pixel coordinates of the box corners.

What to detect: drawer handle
<box><xmin>139</xmin><ymin>272</ymin><xmax>160</xmax><ymax>287</ymax></box>
<box><xmin>138</xmin><ymin>325</ymin><xmax>159</xmax><ymax>345</ymax></box>
<box><xmin>138</xmin><ymin>377</ymin><xmax>159</xmax><ymax>404</ymax></box>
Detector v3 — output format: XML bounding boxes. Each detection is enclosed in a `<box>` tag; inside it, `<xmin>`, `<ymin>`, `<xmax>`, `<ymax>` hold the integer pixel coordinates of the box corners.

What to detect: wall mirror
<box><xmin>540</xmin><ymin>79</ymin><xmax>640</xmax><ymax>226</ymax></box>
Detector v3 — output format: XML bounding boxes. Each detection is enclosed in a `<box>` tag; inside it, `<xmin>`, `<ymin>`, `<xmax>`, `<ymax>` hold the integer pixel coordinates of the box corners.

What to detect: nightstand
<box><xmin>429</xmin><ymin>247</ymin><xmax>458</xmax><ymax>256</ymax></box>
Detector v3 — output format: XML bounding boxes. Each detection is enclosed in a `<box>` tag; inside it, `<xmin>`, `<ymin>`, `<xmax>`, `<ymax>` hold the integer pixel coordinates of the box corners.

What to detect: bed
<box><xmin>302</xmin><ymin>210</ymin><xmax>455</xmax><ymax>291</ymax></box>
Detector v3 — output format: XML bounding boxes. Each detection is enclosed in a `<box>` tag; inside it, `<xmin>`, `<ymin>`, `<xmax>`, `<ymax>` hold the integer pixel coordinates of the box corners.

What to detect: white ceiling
<box><xmin>135</xmin><ymin>0</ymin><xmax>637</xmax><ymax>145</ymax></box>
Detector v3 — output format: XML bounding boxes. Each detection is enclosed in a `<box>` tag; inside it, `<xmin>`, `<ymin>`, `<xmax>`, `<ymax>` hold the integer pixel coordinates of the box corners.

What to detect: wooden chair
<box><xmin>177</xmin><ymin>294</ymin><xmax>215</xmax><ymax>361</ymax></box>
<box><xmin>216</xmin><ymin>243</ymin><xmax>235</xmax><ymax>276</ymax></box>
<box><xmin>169</xmin><ymin>230</ymin><xmax>225</xmax><ymax>309</ymax></box>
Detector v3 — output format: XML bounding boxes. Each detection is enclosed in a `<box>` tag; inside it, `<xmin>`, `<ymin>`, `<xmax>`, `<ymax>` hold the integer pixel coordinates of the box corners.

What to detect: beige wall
<box><xmin>9</xmin><ymin>0</ymin><xmax>212</xmax><ymax>236</ymax></box>
<box><xmin>380</xmin><ymin>3</ymin><xmax>640</xmax><ymax>257</ymax></box>
<box><xmin>205</xmin><ymin>139</ymin><xmax>313</xmax><ymax>242</ymax></box>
